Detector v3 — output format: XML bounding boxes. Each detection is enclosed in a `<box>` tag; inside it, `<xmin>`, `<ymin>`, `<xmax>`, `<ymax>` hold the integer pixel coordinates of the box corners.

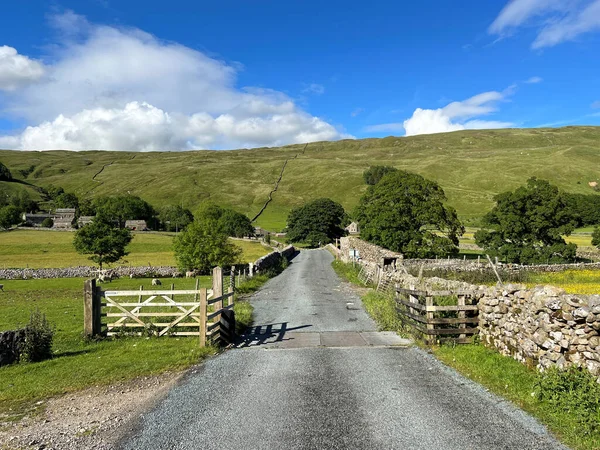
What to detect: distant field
<box><xmin>2</xmin><ymin>126</ymin><xmax>600</xmax><ymax>231</ymax></box>
<box><xmin>527</xmin><ymin>270</ymin><xmax>600</xmax><ymax>295</ymax></box>
<box><xmin>0</xmin><ymin>230</ymin><xmax>271</xmax><ymax>268</ymax></box>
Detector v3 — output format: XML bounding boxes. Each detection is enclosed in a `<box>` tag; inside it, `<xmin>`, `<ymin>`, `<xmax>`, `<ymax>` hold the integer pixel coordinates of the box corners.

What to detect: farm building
<box><xmin>125</xmin><ymin>220</ymin><xmax>148</xmax><ymax>231</ymax></box>
<box><xmin>53</xmin><ymin>208</ymin><xmax>76</xmax><ymax>228</ymax></box>
<box><xmin>345</xmin><ymin>222</ymin><xmax>360</xmax><ymax>235</ymax></box>
<box><xmin>78</xmin><ymin>216</ymin><xmax>95</xmax><ymax>227</ymax></box>
<box><xmin>22</xmin><ymin>213</ymin><xmax>55</xmax><ymax>227</ymax></box>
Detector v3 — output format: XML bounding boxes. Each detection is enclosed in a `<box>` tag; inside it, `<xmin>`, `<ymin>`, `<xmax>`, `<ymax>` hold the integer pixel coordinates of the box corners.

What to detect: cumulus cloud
<box><xmin>0</xmin><ymin>46</ymin><xmax>45</xmax><ymax>91</ymax></box>
<box><xmin>1</xmin><ymin>101</ymin><xmax>342</xmax><ymax>151</ymax></box>
<box><xmin>0</xmin><ymin>12</ymin><xmax>349</xmax><ymax>151</ymax></box>
<box><xmin>489</xmin><ymin>0</ymin><xmax>600</xmax><ymax>48</ymax></box>
<box><xmin>402</xmin><ymin>90</ymin><xmax>514</xmax><ymax>137</ymax></box>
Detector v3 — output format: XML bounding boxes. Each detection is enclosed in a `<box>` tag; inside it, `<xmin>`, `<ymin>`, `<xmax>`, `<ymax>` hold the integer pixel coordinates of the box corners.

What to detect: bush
<box><xmin>22</xmin><ymin>309</ymin><xmax>54</xmax><ymax>363</ymax></box>
<box><xmin>41</xmin><ymin>217</ymin><xmax>54</xmax><ymax>228</ymax></box>
<box><xmin>536</xmin><ymin>365</ymin><xmax>600</xmax><ymax>438</ymax></box>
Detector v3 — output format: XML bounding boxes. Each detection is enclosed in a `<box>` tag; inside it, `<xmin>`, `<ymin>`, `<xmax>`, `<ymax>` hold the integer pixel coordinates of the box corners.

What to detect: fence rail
<box><xmin>84</xmin><ymin>266</ymin><xmax>236</xmax><ymax>346</ymax></box>
<box><xmin>394</xmin><ymin>286</ymin><xmax>479</xmax><ymax>344</ymax></box>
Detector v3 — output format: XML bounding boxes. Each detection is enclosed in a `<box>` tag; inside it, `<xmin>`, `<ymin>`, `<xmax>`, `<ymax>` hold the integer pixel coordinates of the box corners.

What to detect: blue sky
<box><xmin>0</xmin><ymin>0</ymin><xmax>599</xmax><ymax>150</ymax></box>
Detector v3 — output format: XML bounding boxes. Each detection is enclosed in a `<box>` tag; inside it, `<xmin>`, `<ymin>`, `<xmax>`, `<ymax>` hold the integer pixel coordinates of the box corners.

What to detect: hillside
<box><xmin>1</xmin><ymin>126</ymin><xmax>599</xmax><ymax>231</ymax></box>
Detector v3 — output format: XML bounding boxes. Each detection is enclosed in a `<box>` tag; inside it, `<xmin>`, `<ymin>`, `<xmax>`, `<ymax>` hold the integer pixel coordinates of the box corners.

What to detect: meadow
<box><xmin>2</xmin><ymin>126</ymin><xmax>600</xmax><ymax>231</ymax></box>
<box><xmin>526</xmin><ymin>269</ymin><xmax>600</xmax><ymax>295</ymax></box>
<box><xmin>0</xmin><ymin>229</ymin><xmax>271</xmax><ymax>268</ymax></box>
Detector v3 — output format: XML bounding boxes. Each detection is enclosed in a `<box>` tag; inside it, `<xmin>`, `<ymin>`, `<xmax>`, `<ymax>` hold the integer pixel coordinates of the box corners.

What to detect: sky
<box><xmin>0</xmin><ymin>0</ymin><xmax>599</xmax><ymax>151</ymax></box>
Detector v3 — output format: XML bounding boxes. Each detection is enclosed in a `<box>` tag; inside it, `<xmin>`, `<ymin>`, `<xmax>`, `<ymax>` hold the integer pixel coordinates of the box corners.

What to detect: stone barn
<box><xmin>345</xmin><ymin>222</ymin><xmax>360</xmax><ymax>235</ymax></box>
<box><xmin>125</xmin><ymin>220</ymin><xmax>148</xmax><ymax>231</ymax></box>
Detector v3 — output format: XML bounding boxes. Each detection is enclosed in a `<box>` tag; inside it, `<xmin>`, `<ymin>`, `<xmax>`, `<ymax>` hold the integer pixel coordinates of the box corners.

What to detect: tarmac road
<box><xmin>119</xmin><ymin>249</ymin><xmax>566</xmax><ymax>450</ymax></box>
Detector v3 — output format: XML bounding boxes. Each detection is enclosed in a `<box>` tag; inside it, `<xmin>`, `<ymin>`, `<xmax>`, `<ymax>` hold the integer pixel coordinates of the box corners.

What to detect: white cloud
<box><xmin>0</xmin><ymin>46</ymin><xmax>45</xmax><ymax>91</ymax></box>
<box><xmin>525</xmin><ymin>76</ymin><xmax>543</xmax><ymax>83</ymax></box>
<box><xmin>0</xmin><ymin>12</ymin><xmax>349</xmax><ymax>151</ymax></box>
<box><xmin>489</xmin><ymin>0</ymin><xmax>600</xmax><ymax>48</ymax></box>
<box><xmin>402</xmin><ymin>90</ymin><xmax>514</xmax><ymax>137</ymax></box>
<box><xmin>301</xmin><ymin>83</ymin><xmax>325</xmax><ymax>95</ymax></box>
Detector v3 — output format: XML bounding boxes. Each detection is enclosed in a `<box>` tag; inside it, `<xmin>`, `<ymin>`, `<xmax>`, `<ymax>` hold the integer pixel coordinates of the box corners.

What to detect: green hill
<box><xmin>1</xmin><ymin>126</ymin><xmax>599</xmax><ymax>231</ymax></box>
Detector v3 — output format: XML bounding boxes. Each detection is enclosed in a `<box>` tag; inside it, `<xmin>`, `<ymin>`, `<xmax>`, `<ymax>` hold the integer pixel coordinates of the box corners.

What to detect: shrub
<box><xmin>22</xmin><ymin>309</ymin><xmax>54</xmax><ymax>363</ymax></box>
<box><xmin>536</xmin><ymin>365</ymin><xmax>600</xmax><ymax>438</ymax></box>
<box><xmin>41</xmin><ymin>217</ymin><xmax>54</xmax><ymax>228</ymax></box>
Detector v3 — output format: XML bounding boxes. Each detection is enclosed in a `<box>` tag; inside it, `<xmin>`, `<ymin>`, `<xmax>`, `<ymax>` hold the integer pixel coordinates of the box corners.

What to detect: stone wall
<box><xmin>345</xmin><ymin>237</ymin><xmax>600</xmax><ymax>376</ymax></box>
<box><xmin>0</xmin><ymin>329</ymin><xmax>26</xmax><ymax>367</ymax></box>
<box><xmin>478</xmin><ymin>285</ymin><xmax>600</xmax><ymax>375</ymax></box>
<box><xmin>253</xmin><ymin>245</ymin><xmax>295</xmax><ymax>274</ymax></box>
<box><xmin>339</xmin><ymin>237</ymin><xmax>403</xmax><ymax>266</ymax></box>
<box><xmin>0</xmin><ymin>266</ymin><xmax>181</xmax><ymax>280</ymax></box>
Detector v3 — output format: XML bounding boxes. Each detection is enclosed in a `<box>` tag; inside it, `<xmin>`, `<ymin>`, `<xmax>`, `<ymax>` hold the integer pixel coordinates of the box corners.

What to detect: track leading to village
<box><xmin>119</xmin><ymin>250</ymin><xmax>566</xmax><ymax>450</ymax></box>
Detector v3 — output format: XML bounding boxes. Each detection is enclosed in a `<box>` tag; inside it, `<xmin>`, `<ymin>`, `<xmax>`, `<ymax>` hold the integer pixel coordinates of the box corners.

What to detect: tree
<box><xmin>356</xmin><ymin>171</ymin><xmax>463</xmax><ymax>258</ymax></box>
<box><xmin>94</xmin><ymin>195</ymin><xmax>156</xmax><ymax>228</ymax></box>
<box><xmin>159</xmin><ymin>205</ymin><xmax>193</xmax><ymax>232</ymax></box>
<box><xmin>73</xmin><ymin>218</ymin><xmax>132</xmax><ymax>269</ymax></box>
<box><xmin>55</xmin><ymin>192</ymin><xmax>79</xmax><ymax>209</ymax></box>
<box><xmin>563</xmin><ymin>193</ymin><xmax>600</xmax><ymax>227</ymax></box>
<box><xmin>592</xmin><ymin>228</ymin><xmax>600</xmax><ymax>249</ymax></box>
<box><xmin>363</xmin><ymin>165</ymin><xmax>398</xmax><ymax>185</ymax></box>
<box><xmin>44</xmin><ymin>185</ymin><xmax>64</xmax><ymax>200</ymax></box>
<box><xmin>0</xmin><ymin>205</ymin><xmax>21</xmax><ymax>230</ymax></box>
<box><xmin>41</xmin><ymin>218</ymin><xmax>54</xmax><ymax>228</ymax></box>
<box><xmin>193</xmin><ymin>202</ymin><xmax>254</xmax><ymax>237</ymax></box>
<box><xmin>475</xmin><ymin>178</ymin><xmax>577</xmax><ymax>264</ymax></box>
<box><xmin>218</xmin><ymin>209</ymin><xmax>255</xmax><ymax>238</ymax></box>
<box><xmin>286</xmin><ymin>198</ymin><xmax>347</xmax><ymax>247</ymax></box>
<box><xmin>0</xmin><ymin>162</ymin><xmax>12</xmax><ymax>181</ymax></box>
<box><xmin>173</xmin><ymin>217</ymin><xmax>241</xmax><ymax>273</ymax></box>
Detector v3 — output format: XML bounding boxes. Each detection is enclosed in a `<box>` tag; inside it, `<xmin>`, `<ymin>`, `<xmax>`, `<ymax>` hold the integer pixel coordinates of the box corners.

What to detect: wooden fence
<box><xmin>394</xmin><ymin>287</ymin><xmax>479</xmax><ymax>344</ymax></box>
<box><xmin>84</xmin><ymin>267</ymin><xmax>236</xmax><ymax>346</ymax></box>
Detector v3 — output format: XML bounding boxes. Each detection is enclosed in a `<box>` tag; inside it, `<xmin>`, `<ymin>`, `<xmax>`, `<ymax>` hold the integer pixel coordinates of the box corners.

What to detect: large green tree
<box><xmin>0</xmin><ymin>205</ymin><xmax>21</xmax><ymax>230</ymax></box>
<box><xmin>592</xmin><ymin>228</ymin><xmax>600</xmax><ymax>249</ymax></box>
<box><xmin>55</xmin><ymin>192</ymin><xmax>79</xmax><ymax>209</ymax></box>
<box><xmin>363</xmin><ymin>165</ymin><xmax>398</xmax><ymax>185</ymax></box>
<box><xmin>159</xmin><ymin>205</ymin><xmax>194</xmax><ymax>232</ymax></box>
<box><xmin>173</xmin><ymin>216</ymin><xmax>241</xmax><ymax>273</ymax></box>
<box><xmin>193</xmin><ymin>202</ymin><xmax>254</xmax><ymax>237</ymax></box>
<box><xmin>286</xmin><ymin>198</ymin><xmax>347</xmax><ymax>246</ymax></box>
<box><xmin>94</xmin><ymin>195</ymin><xmax>156</xmax><ymax>228</ymax></box>
<box><xmin>356</xmin><ymin>170</ymin><xmax>463</xmax><ymax>257</ymax></box>
<box><xmin>475</xmin><ymin>178</ymin><xmax>577</xmax><ymax>264</ymax></box>
<box><xmin>73</xmin><ymin>218</ymin><xmax>133</xmax><ymax>268</ymax></box>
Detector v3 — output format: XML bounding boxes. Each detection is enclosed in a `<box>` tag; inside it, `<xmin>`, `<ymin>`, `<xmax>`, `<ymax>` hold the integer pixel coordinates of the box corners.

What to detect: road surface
<box><xmin>119</xmin><ymin>249</ymin><xmax>566</xmax><ymax>450</ymax></box>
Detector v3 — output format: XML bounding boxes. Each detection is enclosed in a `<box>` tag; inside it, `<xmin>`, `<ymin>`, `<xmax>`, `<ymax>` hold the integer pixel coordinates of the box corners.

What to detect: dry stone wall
<box><xmin>345</xmin><ymin>237</ymin><xmax>600</xmax><ymax>376</ymax></box>
<box><xmin>253</xmin><ymin>245</ymin><xmax>296</xmax><ymax>274</ymax></box>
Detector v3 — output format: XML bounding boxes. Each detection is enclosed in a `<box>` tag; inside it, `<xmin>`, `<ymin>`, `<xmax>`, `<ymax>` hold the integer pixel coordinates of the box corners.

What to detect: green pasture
<box><xmin>0</xmin><ymin>230</ymin><xmax>271</xmax><ymax>268</ymax></box>
<box><xmin>0</xmin><ymin>277</ymin><xmax>216</xmax><ymax>420</ymax></box>
<box><xmin>2</xmin><ymin>126</ymin><xmax>600</xmax><ymax>231</ymax></box>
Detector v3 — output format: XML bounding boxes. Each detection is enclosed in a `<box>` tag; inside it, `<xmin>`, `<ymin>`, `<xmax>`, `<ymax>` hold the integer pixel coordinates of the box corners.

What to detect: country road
<box><xmin>119</xmin><ymin>249</ymin><xmax>566</xmax><ymax>450</ymax></box>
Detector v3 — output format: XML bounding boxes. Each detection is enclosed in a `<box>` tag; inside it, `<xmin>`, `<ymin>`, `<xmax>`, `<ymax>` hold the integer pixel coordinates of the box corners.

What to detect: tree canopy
<box><xmin>55</xmin><ymin>192</ymin><xmax>79</xmax><ymax>209</ymax></box>
<box><xmin>0</xmin><ymin>205</ymin><xmax>21</xmax><ymax>230</ymax></box>
<box><xmin>474</xmin><ymin>178</ymin><xmax>577</xmax><ymax>264</ymax></box>
<box><xmin>94</xmin><ymin>195</ymin><xmax>156</xmax><ymax>228</ymax></box>
<box><xmin>592</xmin><ymin>228</ymin><xmax>600</xmax><ymax>250</ymax></box>
<box><xmin>356</xmin><ymin>170</ymin><xmax>463</xmax><ymax>257</ymax></box>
<box><xmin>563</xmin><ymin>193</ymin><xmax>600</xmax><ymax>227</ymax></box>
<box><xmin>363</xmin><ymin>165</ymin><xmax>398</xmax><ymax>185</ymax></box>
<box><xmin>193</xmin><ymin>202</ymin><xmax>254</xmax><ymax>238</ymax></box>
<box><xmin>159</xmin><ymin>205</ymin><xmax>194</xmax><ymax>232</ymax></box>
<box><xmin>286</xmin><ymin>198</ymin><xmax>347</xmax><ymax>246</ymax></box>
<box><xmin>0</xmin><ymin>162</ymin><xmax>12</xmax><ymax>181</ymax></box>
<box><xmin>73</xmin><ymin>218</ymin><xmax>133</xmax><ymax>268</ymax></box>
<box><xmin>173</xmin><ymin>214</ymin><xmax>241</xmax><ymax>273</ymax></box>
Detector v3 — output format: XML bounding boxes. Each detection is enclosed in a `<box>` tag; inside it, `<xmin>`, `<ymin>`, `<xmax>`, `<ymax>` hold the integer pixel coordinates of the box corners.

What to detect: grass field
<box><xmin>0</xmin><ymin>230</ymin><xmax>271</xmax><ymax>268</ymax></box>
<box><xmin>527</xmin><ymin>269</ymin><xmax>600</xmax><ymax>294</ymax></box>
<box><xmin>0</xmin><ymin>277</ymin><xmax>216</xmax><ymax>420</ymax></box>
<box><xmin>2</xmin><ymin>126</ymin><xmax>600</xmax><ymax>231</ymax></box>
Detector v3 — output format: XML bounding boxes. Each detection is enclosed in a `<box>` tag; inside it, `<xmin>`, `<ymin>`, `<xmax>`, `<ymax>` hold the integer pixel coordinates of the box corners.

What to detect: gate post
<box><xmin>199</xmin><ymin>288</ymin><xmax>207</xmax><ymax>347</ymax></box>
<box><xmin>84</xmin><ymin>279</ymin><xmax>100</xmax><ymax>337</ymax></box>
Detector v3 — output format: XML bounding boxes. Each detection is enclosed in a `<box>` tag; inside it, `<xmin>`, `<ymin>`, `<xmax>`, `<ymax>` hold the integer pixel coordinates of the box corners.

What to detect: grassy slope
<box><xmin>0</xmin><ymin>230</ymin><xmax>272</xmax><ymax>268</ymax></box>
<box><xmin>2</xmin><ymin>126</ymin><xmax>600</xmax><ymax>231</ymax></box>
